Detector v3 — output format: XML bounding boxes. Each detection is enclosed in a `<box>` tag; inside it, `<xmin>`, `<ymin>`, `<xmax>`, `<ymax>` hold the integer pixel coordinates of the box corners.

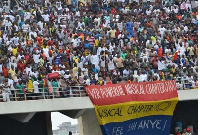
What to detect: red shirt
<box><xmin>2</xmin><ymin>67</ymin><xmax>7</xmax><ymax>77</ymax></box>
<box><xmin>106</xmin><ymin>81</ymin><xmax>112</xmax><ymax>84</ymax></box>
<box><xmin>47</xmin><ymin>40</ymin><xmax>54</xmax><ymax>46</ymax></box>
<box><xmin>37</xmin><ymin>37</ymin><xmax>42</xmax><ymax>45</ymax></box>
<box><xmin>115</xmin><ymin>30</ymin><xmax>120</xmax><ymax>39</ymax></box>
<box><xmin>157</xmin><ymin>48</ymin><xmax>163</xmax><ymax>57</ymax></box>
<box><xmin>17</xmin><ymin>62</ymin><xmax>25</xmax><ymax>72</ymax></box>
<box><xmin>111</xmin><ymin>8</ymin><xmax>116</xmax><ymax>15</ymax></box>
<box><xmin>24</xmin><ymin>55</ymin><xmax>30</xmax><ymax>61</ymax></box>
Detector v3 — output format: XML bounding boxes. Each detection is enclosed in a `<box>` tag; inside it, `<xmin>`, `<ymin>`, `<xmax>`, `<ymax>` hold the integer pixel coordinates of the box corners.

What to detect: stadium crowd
<box><xmin>0</xmin><ymin>0</ymin><xmax>198</xmax><ymax>102</ymax></box>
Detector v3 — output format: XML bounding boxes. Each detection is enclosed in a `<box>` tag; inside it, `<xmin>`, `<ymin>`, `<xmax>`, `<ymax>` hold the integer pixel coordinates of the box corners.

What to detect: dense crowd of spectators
<box><xmin>0</xmin><ymin>0</ymin><xmax>198</xmax><ymax>101</ymax></box>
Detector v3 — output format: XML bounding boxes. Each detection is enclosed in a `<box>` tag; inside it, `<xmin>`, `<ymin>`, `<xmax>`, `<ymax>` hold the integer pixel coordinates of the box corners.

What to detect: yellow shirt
<box><xmin>8</xmin><ymin>69</ymin><xmax>15</xmax><ymax>78</ymax></box>
<box><xmin>72</xmin><ymin>67</ymin><xmax>78</xmax><ymax>80</ymax></box>
<box><xmin>12</xmin><ymin>48</ymin><xmax>18</xmax><ymax>56</ymax></box>
<box><xmin>151</xmin><ymin>36</ymin><xmax>156</xmax><ymax>42</ymax></box>
<box><xmin>73</xmin><ymin>56</ymin><xmax>79</xmax><ymax>63</ymax></box>
<box><xmin>94</xmin><ymin>39</ymin><xmax>99</xmax><ymax>47</ymax></box>
<box><xmin>27</xmin><ymin>79</ymin><xmax>33</xmax><ymax>93</ymax></box>
<box><xmin>171</xmin><ymin>67</ymin><xmax>176</xmax><ymax>73</ymax></box>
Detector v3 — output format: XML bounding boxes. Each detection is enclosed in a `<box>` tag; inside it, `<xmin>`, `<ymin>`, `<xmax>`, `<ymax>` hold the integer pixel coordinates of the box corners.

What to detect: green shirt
<box><xmin>121</xmin><ymin>53</ymin><xmax>127</xmax><ymax>60</ymax></box>
<box><xmin>82</xmin><ymin>17</ymin><xmax>87</xmax><ymax>25</ymax></box>
<box><xmin>16</xmin><ymin>84</ymin><xmax>23</xmax><ymax>94</ymax></box>
<box><xmin>51</xmin><ymin>81</ymin><xmax>58</xmax><ymax>92</ymax></box>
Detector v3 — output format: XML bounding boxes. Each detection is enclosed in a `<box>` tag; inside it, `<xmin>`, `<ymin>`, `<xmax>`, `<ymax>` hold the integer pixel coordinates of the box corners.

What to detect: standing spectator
<box><xmin>33</xmin><ymin>78</ymin><xmax>40</xmax><ymax>100</ymax></box>
<box><xmin>1</xmin><ymin>79</ymin><xmax>10</xmax><ymax>102</ymax></box>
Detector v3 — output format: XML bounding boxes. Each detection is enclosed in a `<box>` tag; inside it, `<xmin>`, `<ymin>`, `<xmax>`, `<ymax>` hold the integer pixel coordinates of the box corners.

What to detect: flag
<box><xmin>172</xmin><ymin>50</ymin><xmax>180</xmax><ymax>61</ymax></box>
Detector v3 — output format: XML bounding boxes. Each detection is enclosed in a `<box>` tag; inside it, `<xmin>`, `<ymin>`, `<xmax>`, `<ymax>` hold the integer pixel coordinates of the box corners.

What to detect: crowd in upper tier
<box><xmin>0</xmin><ymin>0</ymin><xmax>198</xmax><ymax>102</ymax></box>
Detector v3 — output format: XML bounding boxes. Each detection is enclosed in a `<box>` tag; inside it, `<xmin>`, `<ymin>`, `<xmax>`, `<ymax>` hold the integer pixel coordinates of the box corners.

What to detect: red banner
<box><xmin>85</xmin><ymin>80</ymin><xmax>178</xmax><ymax>106</ymax></box>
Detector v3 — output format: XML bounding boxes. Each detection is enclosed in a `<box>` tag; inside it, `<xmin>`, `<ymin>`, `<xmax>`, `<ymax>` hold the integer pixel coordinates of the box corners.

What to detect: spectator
<box><xmin>1</xmin><ymin>79</ymin><xmax>10</xmax><ymax>102</ymax></box>
<box><xmin>33</xmin><ymin>78</ymin><xmax>40</xmax><ymax>100</ymax></box>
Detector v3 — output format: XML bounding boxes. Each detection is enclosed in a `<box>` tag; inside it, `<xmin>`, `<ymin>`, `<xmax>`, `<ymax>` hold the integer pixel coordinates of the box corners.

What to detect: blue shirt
<box><xmin>92</xmin><ymin>68</ymin><xmax>98</xmax><ymax>74</ymax></box>
<box><xmin>84</xmin><ymin>43</ymin><xmax>91</xmax><ymax>48</ymax></box>
<box><xmin>94</xmin><ymin>34</ymin><xmax>101</xmax><ymax>40</ymax></box>
<box><xmin>19</xmin><ymin>22</ymin><xmax>24</xmax><ymax>29</ymax></box>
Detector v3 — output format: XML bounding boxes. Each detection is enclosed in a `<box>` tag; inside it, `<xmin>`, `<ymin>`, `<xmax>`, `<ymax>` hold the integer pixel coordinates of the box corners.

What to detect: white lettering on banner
<box><xmin>125</xmin><ymin>84</ymin><xmax>146</xmax><ymax>95</ymax></box>
<box><xmin>89</xmin><ymin>88</ymin><xmax>102</xmax><ymax>99</ymax></box>
<box><xmin>162</xmin><ymin>120</ymin><xmax>168</xmax><ymax>131</ymax></box>
<box><xmin>127</xmin><ymin>120</ymin><xmax>168</xmax><ymax>132</ymax></box>
<box><xmin>138</xmin><ymin>121</ymin><xmax>143</xmax><ymax>129</ymax></box>
<box><xmin>149</xmin><ymin>119</ymin><xmax>158</xmax><ymax>129</ymax></box>
<box><xmin>145</xmin><ymin>81</ymin><xmax>176</xmax><ymax>94</ymax></box>
<box><xmin>112</xmin><ymin>127</ymin><xmax>124</xmax><ymax>135</ymax></box>
<box><xmin>101</xmin><ymin>86</ymin><xmax>125</xmax><ymax>98</ymax></box>
<box><xmin>128</xmin><ymin>122</ymin><xmax>137</xmax><ymax>131</ymax></box>
<box><xmin>156</xmin><ymin>120</ymin><xmax>162</xmax><ymax>129</ymax></box>
<box><xmin>139</xmin><ymin>84</ymin><xmax>146</xmax><ymax>94</ymax></box>
<box><xmin>164</xmin><ymin>81</ymin><xmax>176</xmax><ymax>92</ymax></box>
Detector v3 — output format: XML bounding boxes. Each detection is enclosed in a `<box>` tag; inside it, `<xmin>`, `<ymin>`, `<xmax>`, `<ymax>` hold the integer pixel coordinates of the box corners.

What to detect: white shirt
<box><xmin>158</xmin><ymin>27</ymin><xmax>166</xmax><ymax>35</ymax></box>
<box><xmin>85</xmin><ymin>79</ymin><xmax>90</xmax><ymax>86</ymax></box>
<box><xmin>22</xmin><ymin>24</ymin><xmax>30</xmax><ymax>32</ymax></box>
<box><xmin>37</xmin><ymin>21</ymin><xmax>44</xmax><ymax>29</ymax></box>
<box><xmin>133</xmin><ymin>73</ymin><xmax>139</xmax><ymax>81</ymax></box>
<box><xmin>94</xmin><ymin>17</ymin><xmax>101</xmax><ymax>26</ymax></box>
<box><xmin>97</xmin><ymin>47</ymin><xmax>103</xmax><ymax>56</ymax></box>
<box><xmin>31</xmin><ymin>71</ymin><xmax>38</xmax><ymax>78</ymax></box>
<box><xmin>0</xmin><ymin>64</ymin><xmax>2</xmax><ymax>73</ymax></box>
<box><xmin>82</xmin><ymin>68</ymin><xmax>88</xmax><ymax>76</ymax></box>
<box><xmin>64</xmin><ymin>74</ymin><xmax>71</xmax><ymax>79</ymax></box>
<box><xmin>8</xmin><ymin>79</ymin><xmax>14</xmax><ymax>89</ymax></box>
<box><xmin>42</xmin><ymin>14</ymin><xmax>50</xmax><ymax>22</ymax></box>
<box><xmin>146</xmin><ymin>10</ymin><xmax>152</xmax><ymax>15</ymax></box>
<box><xmin>11</xmin><ymin>37</ymin><xmax>19</xmax><ymax>45</ymax></box>
<box><xmin>33</xmin><ymin>54</ymin><xmax>40</xmax><ymax>63</ymax></box>
<box><xmin>123</xmin><ymin>69</ymin><xmax>130</xmax><ymax>77</ymax></box>
<box><xmin>24</xmin><ymin>12</ymin><xmax>31</xmax><ymax>21</ymax></box>
<box><xmin>108</xmin><ymin>60</ymin><xmax>115</xmax><ymax>71</ymax></box>
<box><xmin>100</xmin><ymin>59</ymin><xmax>106</xmax><ymax>68</ymax></box>
<box><xmin>77</xmin><ymin>62</ymin><xmax>83</xmax><ymax>69</ymax></box>
<box><xmin>78</xmin><ymin>22</ymin><xmax>85</xmax><ymax>28</ymax></box>
<box><xmin>173</xmin><ymin>8</ymin><xmax>179</xmax><ymax>14</ymax></box>
<box><xmin>43</xmin><ymin>48</ymin><xmax>49</xmax><ymax>58</ymax></box>
<box><xmin>29</xmin><ymin>31</ymin><xmax>37</xmax><ymax>40</ymax></box>
<box><xmin>33</xmin><ymin>81</ymin><xmax>39</xmax><ymax>93</ymax></box>
<box><xmin>139</xmin><ymin>74</ymin><xmax>147</xmax><ymax>82</ymax></box>
<box><xmin>71</xmin><ymin>38</ymin><xmax>80</xmax><ymax>48</ymax></box>
<box><xmin>91</xmin><ymin>55</ymin><xmax>99</xmax><ymax>65</ymax></box>
<box><xmin>25</xmin><ymin>67</ymin><xmax>32</xmax><ymax>75</ymax></box>
<box><xmin>158</xmin><ymin>60</ymin><xmax>166</xmax><ymax>70</ymax></box>
<box><xmin>178</xmin><ymin>46</ymin><xmax>186</xmax><ymax>56</ymax></box>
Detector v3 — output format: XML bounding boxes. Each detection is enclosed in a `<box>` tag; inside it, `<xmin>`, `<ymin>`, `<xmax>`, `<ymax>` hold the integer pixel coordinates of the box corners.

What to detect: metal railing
<box><xmin>0</xmin><ymin>86</ymin><xmax>87</xmax><ymax>102</ymax></box>
<box><xmin>0</xmin><ymin>82</ymin><xmax>197</xmax><ymax>102</ymax></box>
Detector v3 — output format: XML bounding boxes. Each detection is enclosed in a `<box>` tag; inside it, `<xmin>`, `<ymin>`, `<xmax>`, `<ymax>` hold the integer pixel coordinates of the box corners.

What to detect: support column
<box><xmin>78</xmin><ymin>109</ymin><xmax>102</xmax><ymax>135</ymax></box>
<box><xmin>46</xmin><ymin>112</ymin><xmax>53</xmax><ymax>135</ymax></box>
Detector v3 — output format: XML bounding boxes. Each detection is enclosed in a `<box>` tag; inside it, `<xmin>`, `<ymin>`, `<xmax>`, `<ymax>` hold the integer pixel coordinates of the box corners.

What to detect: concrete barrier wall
<box><xmin>0</xmin><ymin>90</ymin><xmax>197</xmax><ymax>115</ymax></box>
